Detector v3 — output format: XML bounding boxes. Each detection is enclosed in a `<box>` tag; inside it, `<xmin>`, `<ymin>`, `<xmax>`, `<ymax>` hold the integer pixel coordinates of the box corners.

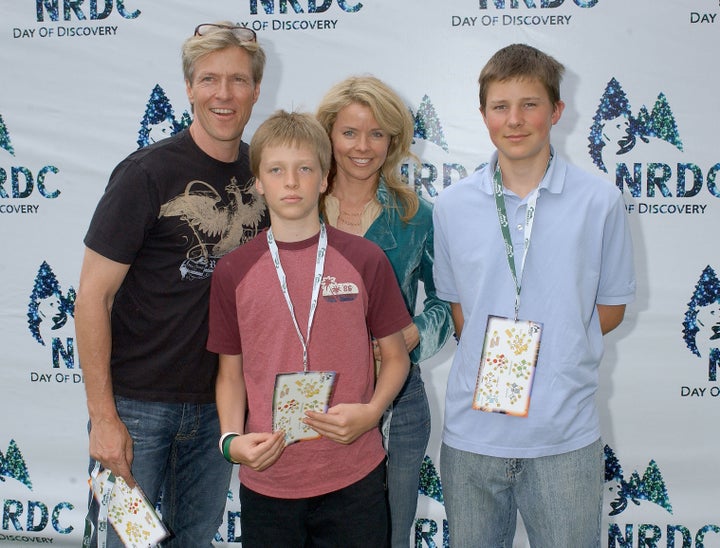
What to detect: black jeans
<box><xmin>239</xmin><ymin>461</ymin><xmax>388</xmax><ymax>547</ymax></box>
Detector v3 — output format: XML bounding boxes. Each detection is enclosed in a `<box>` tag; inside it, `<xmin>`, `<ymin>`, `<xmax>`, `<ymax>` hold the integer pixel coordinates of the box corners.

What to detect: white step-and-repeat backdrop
<box><xmin>2</xmin><ymin>1</ymin><xmax>718</xmax><ymax>546</ymax></box>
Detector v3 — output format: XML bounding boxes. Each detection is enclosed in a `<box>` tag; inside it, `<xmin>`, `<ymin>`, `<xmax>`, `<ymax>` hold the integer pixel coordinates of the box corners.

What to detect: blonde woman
<box><xmin>317</xmin><ymin>76</ymin><xmax>452</xmax><ymax>547</ymax></box>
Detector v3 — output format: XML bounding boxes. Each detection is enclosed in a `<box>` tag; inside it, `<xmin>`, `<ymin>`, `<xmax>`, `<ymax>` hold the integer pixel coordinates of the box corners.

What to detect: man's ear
<box><xmin>185</xmin><ymin>79</ymin><xmax>194</xmax><ymax>108</ymax></box>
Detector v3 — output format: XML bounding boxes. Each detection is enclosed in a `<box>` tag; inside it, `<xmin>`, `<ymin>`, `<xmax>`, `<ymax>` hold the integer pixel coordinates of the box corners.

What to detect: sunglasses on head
<box><xmin>194</xmin><ymin>23</ymin><xmax>257</xmax><ymax>43</ymax></box>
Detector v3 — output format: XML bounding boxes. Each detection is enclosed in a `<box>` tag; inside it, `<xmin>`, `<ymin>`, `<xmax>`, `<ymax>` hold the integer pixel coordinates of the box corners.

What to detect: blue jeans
<box><xmin>85</xmin><ymin>397</ymin><xmax>233</xmax><ymax>547</ymax></box>
<box><xmin>239</xmin><ymin>461</ymin><xmax>388</xmax><ymax>547</ymax></box>
<box><xmin>440</xmin><ymin>438</ymin><xmax>603</xmax><ymax>548</ymax></box>
<box><xmin>385</xmin><ymin>363</ymin><xmax>431</xmax><ymax>548</ymax></box>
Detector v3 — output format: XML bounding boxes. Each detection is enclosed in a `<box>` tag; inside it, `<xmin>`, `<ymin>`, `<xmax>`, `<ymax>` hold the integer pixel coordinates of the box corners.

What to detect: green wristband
<box><xmin>219</xmin><ymin>432</ymin><xmax>240</xmax><ymax>464</ymax></box>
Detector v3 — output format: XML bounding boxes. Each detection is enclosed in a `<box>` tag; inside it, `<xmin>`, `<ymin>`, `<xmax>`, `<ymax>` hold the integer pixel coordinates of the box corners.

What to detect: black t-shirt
<box><xmin>84</xmin><ymin>130</ymin><xmax>269</xmax><ymax>403</ymax></box>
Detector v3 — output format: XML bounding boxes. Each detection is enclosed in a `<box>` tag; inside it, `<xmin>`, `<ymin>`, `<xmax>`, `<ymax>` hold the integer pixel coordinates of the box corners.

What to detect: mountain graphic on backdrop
<box><xmin>0</xmin><ymin>114</ymin><xmax>14</xmax><ymax>156</ymax></box>
<box><xmin>0</xmin><ymin>439</ymin><xmax>32</xmax><ymax>490</ymax></box>
<box><xmin>137</xmin><ymin>84</ymin><xmax>191</xmax><ymax>149</ymax></box>
<box><xmin>411</xmin><ymin>95</ymin><xmax>449</xmax><ymax>153</ymax></box>
<box><xmin>588</xmin><ymin>78</ymin><xmax>682</xmax><ymax>173</ymax></box>
<box><xmin>419</xmin><ymin>455</ymin><xmax>443</xmax><ymax>504</ymax></box>
<box><xmin>27</xmin><ymin>261</ymin><xmax>76</xmax><ymax>346</ymax></box>
<box><xmin>604</xmin><ymin>444</ymin><xmax>672</xmax><ymax>516</ymax></box>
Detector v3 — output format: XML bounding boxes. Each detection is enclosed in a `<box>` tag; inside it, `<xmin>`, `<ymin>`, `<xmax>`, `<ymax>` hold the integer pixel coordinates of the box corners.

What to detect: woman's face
<box><xmin>330</xmin><ymin>102</ymin><xmax>390</xmax><ymax>186</ymax></box>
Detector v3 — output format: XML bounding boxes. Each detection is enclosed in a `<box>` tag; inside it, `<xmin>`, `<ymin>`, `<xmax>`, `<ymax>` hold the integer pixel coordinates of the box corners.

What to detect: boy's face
<box><xmin>481</xmin><ymin>77</ymin><xmax>564</xmax><ymax>166</ymax></box>
<box><xmin>254</xmin><ymin>143</ymin><xmax>328</xmax><ymax>223</ymax></box>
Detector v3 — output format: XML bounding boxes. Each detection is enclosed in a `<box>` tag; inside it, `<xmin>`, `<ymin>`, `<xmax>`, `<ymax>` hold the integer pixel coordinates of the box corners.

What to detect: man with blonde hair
<box><xmin>76</xmin><ymin>23</ymin><xmax>267</xmax><ymax>546</ymax></box>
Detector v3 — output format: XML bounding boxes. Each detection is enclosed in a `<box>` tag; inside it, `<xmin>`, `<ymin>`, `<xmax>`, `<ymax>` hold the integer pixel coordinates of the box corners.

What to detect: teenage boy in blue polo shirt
<box><xmin>433</xmin><ymin>43</ymin><xmax>635</xmax><ymax>547</ymax></box>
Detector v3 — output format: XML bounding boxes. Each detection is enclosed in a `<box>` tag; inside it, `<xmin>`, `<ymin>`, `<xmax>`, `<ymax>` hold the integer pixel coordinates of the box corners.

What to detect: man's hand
<box><xmin>89</xmin><ymin>415</ymin><xmax>135</xmax><ymax>487</ymax></box>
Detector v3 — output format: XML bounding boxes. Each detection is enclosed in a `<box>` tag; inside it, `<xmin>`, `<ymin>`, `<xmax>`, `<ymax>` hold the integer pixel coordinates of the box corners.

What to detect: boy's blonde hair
<box><xmin>249</xmin><ymin>110</ymin><xmax>332</xmax><ymax>177</ymax></box>
<box><xmin>478</xmin><ymin>44</ymin><xmax>564</xmax><ymax>111</ymax></box>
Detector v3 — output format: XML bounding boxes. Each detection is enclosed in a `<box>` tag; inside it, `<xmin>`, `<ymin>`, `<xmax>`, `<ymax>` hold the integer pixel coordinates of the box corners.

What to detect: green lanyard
<box><xmin>492</xmin><ymin>162</ymin><xmax>542</xmax><ymax>321</ymax></box>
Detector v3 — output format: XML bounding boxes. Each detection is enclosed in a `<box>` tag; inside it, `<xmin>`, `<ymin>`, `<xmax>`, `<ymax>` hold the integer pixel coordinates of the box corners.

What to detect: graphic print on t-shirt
<box><xmin>158</xmin><ymin>177</ymin><xmax>266</xmax><ymax>281</ymax></box>
<box><xmin>320</xmin><ymin>275</ymin><xmax>359</xmax><ymax>303</ymax></box>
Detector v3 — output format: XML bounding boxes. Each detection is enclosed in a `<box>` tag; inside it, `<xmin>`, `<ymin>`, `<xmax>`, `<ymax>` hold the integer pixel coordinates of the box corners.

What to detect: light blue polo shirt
<box><xmin>433</xmin><ymin>151</ymin><xmax>635</xmax><ymax>458</ymax></box>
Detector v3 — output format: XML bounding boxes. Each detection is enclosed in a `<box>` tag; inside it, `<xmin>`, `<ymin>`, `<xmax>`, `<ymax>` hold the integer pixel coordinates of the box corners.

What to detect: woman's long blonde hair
<box><xmin>316</xmin><ymin>75</ymin><xmax>419</xmax><ymax>222</ymax></box>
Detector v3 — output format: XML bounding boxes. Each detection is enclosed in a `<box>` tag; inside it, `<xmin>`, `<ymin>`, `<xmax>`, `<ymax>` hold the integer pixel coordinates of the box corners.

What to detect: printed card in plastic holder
<box><xmin>472</xmin><ymin>315</ymin><xmax>543</xmax><ymax>417</ymax></box>
<box><xmin>273</xmin><ymin>371</ymin><xmax>336</xmax><ymax>444</ymax></box>
<box><xmin>92</xmin><ymin>469</ymin><xmax>169</xmax><ymax>547</ymax></box>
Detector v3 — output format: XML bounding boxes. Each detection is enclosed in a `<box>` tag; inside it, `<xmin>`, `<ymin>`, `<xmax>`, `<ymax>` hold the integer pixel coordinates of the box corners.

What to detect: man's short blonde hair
<box><xmin>182</xmin><ymin>21</ymin><xmax>266</xmax><ymax>85</ymax></box>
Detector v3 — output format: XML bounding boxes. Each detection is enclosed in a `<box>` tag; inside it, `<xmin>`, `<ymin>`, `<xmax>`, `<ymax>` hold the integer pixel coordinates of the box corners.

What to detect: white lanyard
<box><xmin>84</xmin><ymin>462</ymin><xmax>111</xmax><ymax>548</ymax></box>
<box><xmin>266</xmin><ymin>222</ymin><xmax>327</xmax><ymax>372</ymax></box>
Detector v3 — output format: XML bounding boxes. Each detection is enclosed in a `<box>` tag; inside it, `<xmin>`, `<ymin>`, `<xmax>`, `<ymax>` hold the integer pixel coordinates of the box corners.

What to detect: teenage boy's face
<box><xmin>481</xmin><ymin>77</ymin><xmax>564</xmax><ymax>166</ymax></box>
<box><xmin>254</xmin><ymin>143</ymin><xmax>328</xmax><ymax>222</ymax></box>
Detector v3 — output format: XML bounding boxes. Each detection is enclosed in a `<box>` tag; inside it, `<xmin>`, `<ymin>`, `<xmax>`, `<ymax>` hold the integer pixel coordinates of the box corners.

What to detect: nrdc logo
<box><xmin>26</xmin><ymin>261</ymin><xmax>81</xmax><ymax>384</ymax></box>
<box><xmin>0</xmin><ymin>439</ymin><xmax>74</xmax><ymax>537</ymax></box>
<box><xmin>588</xmin><ymin>78</ymin><xmax>720</xmax><ymax>202</ymax></box>
<box><xmin>404</xmin><ymin>95</ymin><xmax>472</xmax><ymax>200</ymax></box>
<box><xmin>0</xmin><ymin>115</ymin><xmax>14</xmax><ymax>157</ymax></box>
<box><xmin>249</xmin><ymin>0</ymin><xmax>362</xmax><ymax>15</ymax></box>
<box><xmin>414</xmin><ymin>456</ymin><xmax>448</xmax><ymax>548</ymax></box>
<box><xmin>35</xmin><ymin>0</ymin><xmax>140</xmax><ymax>21</ymax></box>
<box><xmin>0</xmin><ymin>114</ymin><xmax>60</xmax><ymax>206</ymax></box>
<box><xmin>605</xmin><ymin>445</ymin><xmax>720</xmax><ymax>547</ymax></box>
<box><xmin>683</xmin><ymin>265</ymin><xmax>720</xmax><ymax>384</ymax></box>
<box><xmin>136</xmin><ymin>84</ymin><xmax>190</xmax><ymax>149</ymax></box>
<box><xmin>604</xmin><ymin>444</ymin><xmax>672</xmax><ymax>518</ymax></box>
